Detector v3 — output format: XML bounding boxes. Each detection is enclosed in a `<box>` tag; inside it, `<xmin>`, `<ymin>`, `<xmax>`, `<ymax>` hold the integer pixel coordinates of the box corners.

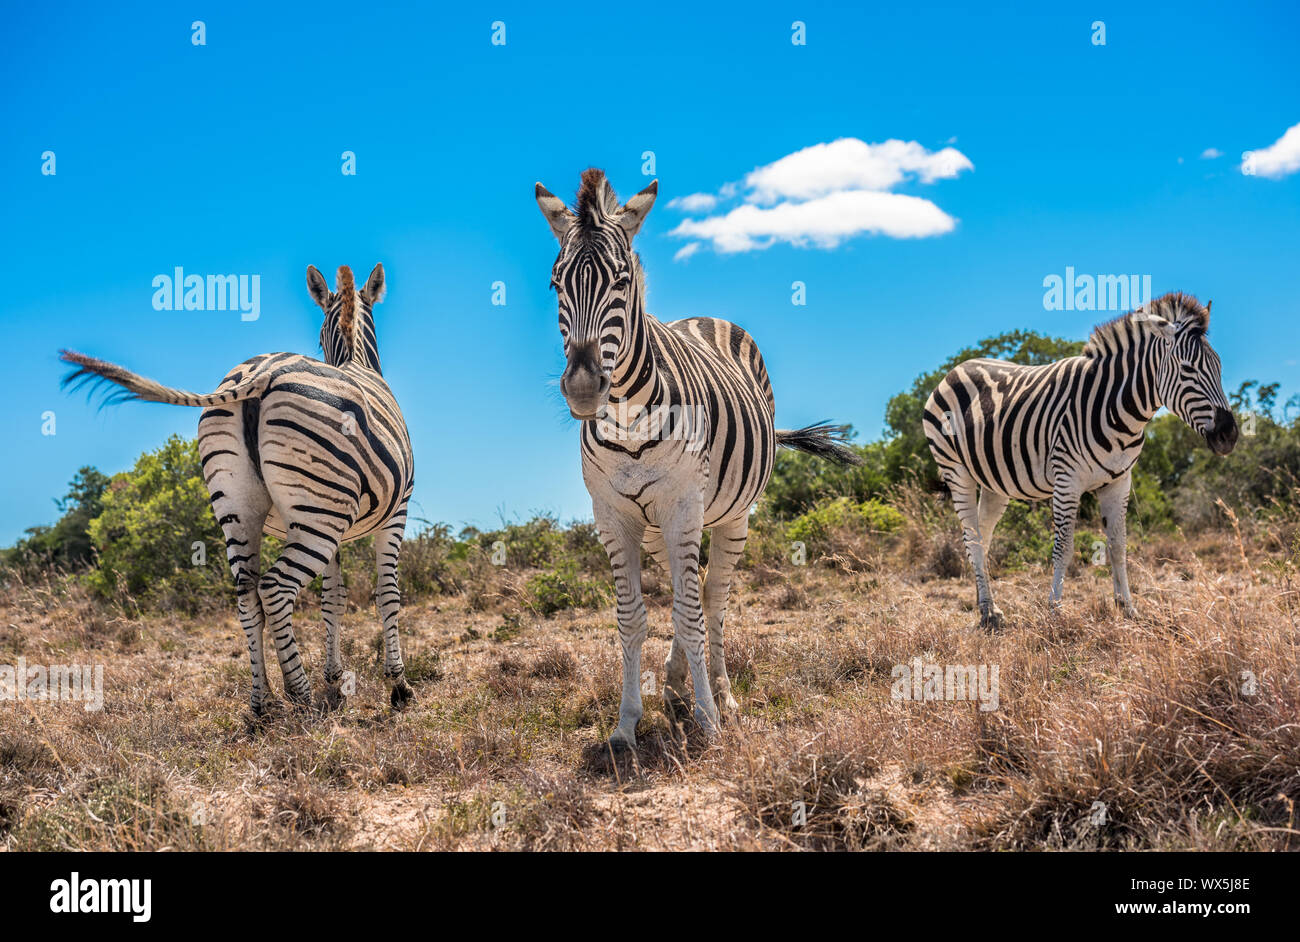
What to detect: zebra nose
<box><xmin>1208</xmin><ymin>407</ymin><xmax>1238</xmax><ymax>455</ymax></box>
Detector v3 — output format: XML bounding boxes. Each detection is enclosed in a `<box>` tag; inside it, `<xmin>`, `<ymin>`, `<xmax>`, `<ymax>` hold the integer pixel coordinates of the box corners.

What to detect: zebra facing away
<box><xmin>535</xmin><ymin>169</ymin><xmax>860</xmax><ymax>750</ymax></box>
<box><xmin>60</xmin><ymin>264</ymin><xmax>416</xmax><ymax>714</ymax></box>
<box><xmin>923</xmin><ymin>292</ymin><xmax>1238</xmax><ymax>628</ymax></box>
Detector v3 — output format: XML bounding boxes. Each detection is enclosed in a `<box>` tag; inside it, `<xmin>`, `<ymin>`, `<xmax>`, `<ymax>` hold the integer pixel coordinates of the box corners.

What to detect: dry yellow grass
<box><xmin>1</xmin><ymin>523</ymin><xmax>1296</xmax><ymax>852</ymax></box>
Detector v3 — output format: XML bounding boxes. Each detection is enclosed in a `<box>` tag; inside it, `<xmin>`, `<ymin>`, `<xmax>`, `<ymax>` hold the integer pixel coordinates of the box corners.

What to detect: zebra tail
<box><xmin>58</xmin><ymin>349</ymin><xmax>266</xmax><ymax>409</ymax></box>
<box><xmin>775</xmin><ymin>421</ymin><xmax>863</xmax><ymax>466</ymax></box>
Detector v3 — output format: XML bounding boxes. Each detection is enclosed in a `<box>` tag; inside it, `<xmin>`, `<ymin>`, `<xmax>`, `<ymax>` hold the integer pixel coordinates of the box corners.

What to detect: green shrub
<box><xmin>85</xmin><ymin>435</ymin><xmax>227</xmax><ymax>611</ymax></box>
<box><xmin>786</xmin><ymin>497</ymin><xmax>904</xmax><ymax>550</ymax></box>
<box><xmin>525</xmin><ymin>559</ymin><xmax>611</xmax><ymax>616</ymax></box>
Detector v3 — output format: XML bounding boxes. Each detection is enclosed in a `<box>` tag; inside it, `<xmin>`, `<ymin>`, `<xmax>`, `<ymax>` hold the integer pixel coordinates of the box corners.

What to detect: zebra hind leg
<box><xmin>946</xmin><ymin>469</ymin><xmax>1000</xmax><ymax>630</ymax></box>
<box><xmin>217</xmin><ymin>499</ymin><xmax>272</xmax><ymax>715</ymax></box>
<box><xmin>321</xmin><ymin>551</ymin><xmax>347</xmax><ymax>711</ymax></box>
<box><xmin>976</xmin><ymin>490</ymin><xmax>1010</xmax><ymax>629</ymax></box>
<box><xmin>258</xmin><ymin>516</ymin><xmax>345</xmax><ymax>709</ymax></box>
<box><xmin>376</xmin><ymin>520</ymin><xmax>415</xmax><ymax>709</ymax></box>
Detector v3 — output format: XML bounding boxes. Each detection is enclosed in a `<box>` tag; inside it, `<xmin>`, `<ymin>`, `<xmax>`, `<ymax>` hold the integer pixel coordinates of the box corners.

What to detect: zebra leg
<box><xmin>646</xmin><ymin>528</ymin><xmax>691</xmax><ymax>723</ymax></box>
<box><xmin>597</xmin><ymin>505</ymin><xmax>648</xmax><ymax>750</ymax></box>
<box><xmin>376</xmin><ymin>518</ymin><xmax>415</xmax><ymax>709</ymax></box>
<box><xmin>1097</xmin><ymin>474</ymin><xmax>1138</xmax><ymax>618</ymax></box>
<box><xmin>218</xmin><ymin>500</ymin><xmax>271</xmax><ymax>714</ymax></box>
<box><xmin>321</xmin><ymin>550</ymin><xmax>347</xmax><ymax>710</ymax></box>
<box><xmin>976</xmin><ymin>490</ymin><xmax>1010</xmax><ymax>628</ymax></box>
<box><xmin>258</xmin><ymin>520</ymin><xmax>343</xmax><ymax>707</ymax></box>
<box><xmin>664</xmin><ymin>495</ymin><xmax>719</xmax><ymax>737</ymax></box>
<box><xmin>702</xmin><ymin>516</ymin><xmax>747</xmax><ymax>718</ymax></box>
<box><xmin>946</xmin><ymin>469</ymin><xmax>999</xmax><ymax>629</ymax></box>
<box><xmin>1048</xmin><ymin>482</ymin><xmax>1082</xmax><ymax>609</ymax></box>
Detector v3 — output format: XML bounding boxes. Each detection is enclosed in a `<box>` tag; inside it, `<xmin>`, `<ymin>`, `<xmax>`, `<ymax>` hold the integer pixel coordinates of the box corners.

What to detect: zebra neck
<box><xmin>1094</xmin><ymin>331</ymin><xmax>1164</xmax><ymax>423</ymax></box>
<box><xmin>330</xmin><ymin>324</ymin><xmax>382</xmax><ymax>374</ymax></box>
<box><xmin>608</xmin><ymin>305</ymin><xmax>662</xmax><ymax>408</ymax></box>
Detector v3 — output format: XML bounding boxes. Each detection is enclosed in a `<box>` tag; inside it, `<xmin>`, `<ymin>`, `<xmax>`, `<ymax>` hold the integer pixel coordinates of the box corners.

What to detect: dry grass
<box><xmin>1</xmin><ymin>520</ymin><xmax>1296</xmax><ymax>851</ymax></box>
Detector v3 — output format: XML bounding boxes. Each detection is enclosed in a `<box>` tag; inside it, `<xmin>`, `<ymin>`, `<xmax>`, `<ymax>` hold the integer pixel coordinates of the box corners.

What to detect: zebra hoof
<box><xmin>321</xmin><ymin>684</ymin><xmax>346</xmax><ymax>712</ymax></box>
<box><xmin>607</xmin><ymin>728</ymin><xmax>637</xmax><ymax>753</ymax></box>
<box><xmin>979</xmin><ymin>608</ymin><xmax>1005</xmax><ymax>632</ymax></box>
<box><xmin>663</xmin><ymin>687</ymin><xmax>692</xmax><ymax>726</ymax></box>
<box><xmin>285</xmin><ymin>687</ymin><xmax>314</xmax><ymax>710</ymax></box>
<box><xmin>713</xmin><ymin>687</ymin><xmax>739</xmax><ymax>719</ymax></box>
<box><xmin>390</xmin><ymin>681</ymin><xmax>415</xmax><ymax>710</ymax></box>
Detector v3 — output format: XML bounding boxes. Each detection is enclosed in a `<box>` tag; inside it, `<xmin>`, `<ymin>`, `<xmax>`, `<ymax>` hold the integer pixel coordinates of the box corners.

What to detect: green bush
<box><xmin>525</xmin><ymin>559</ymin><xmax>611</xmax><ymax>616</ymax></box>
<box><xmin>784</xmin><ymin>497</ymin><xmax>905</xmax><ymax>557</ymax></box>
<box><xmin>85</xmin><ymin>435</ymin><xmax>227</xmax><ymax>611</ymax></box>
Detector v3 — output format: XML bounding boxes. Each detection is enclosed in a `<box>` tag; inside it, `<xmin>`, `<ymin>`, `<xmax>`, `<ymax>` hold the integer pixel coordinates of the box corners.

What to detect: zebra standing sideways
<box><xmin>60</xmin><ymin>264</ymin><xmax>416</xmax><ymax>713</ymax></box>
<box><xmin>535</xmin><ymin>169</ymin><xmax>860</xmax><ymax>749</ymax></box>
<box><xmin>923</xmin><ymin>292</ymin><xmax>1238</xmax><ymax>628</ymax></box>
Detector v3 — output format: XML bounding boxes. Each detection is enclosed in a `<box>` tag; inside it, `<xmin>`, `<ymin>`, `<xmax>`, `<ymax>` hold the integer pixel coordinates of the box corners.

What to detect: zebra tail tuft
<box><xmin>775</xmin><ymin>421</ymin><xmax>863</xmax><ymax>466</ymax></box>
<box><xmin>58</xmin><ymin>349</ymin><xmax>262</xmax><ymax>410</ymax></box>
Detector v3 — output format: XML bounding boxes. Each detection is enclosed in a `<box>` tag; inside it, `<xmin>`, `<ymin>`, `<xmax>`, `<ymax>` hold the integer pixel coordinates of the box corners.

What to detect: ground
<box><xmin>1</xmin><ymin>527</ymin><xmax>1297</xmax><ymax>851</ymax></box>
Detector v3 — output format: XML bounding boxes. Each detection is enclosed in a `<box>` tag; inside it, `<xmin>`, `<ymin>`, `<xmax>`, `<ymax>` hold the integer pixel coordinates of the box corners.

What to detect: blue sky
<box><xmin>3</xmin><ymin>1</ymin><xmax>1298</xmax><ymax>544</ymax></box>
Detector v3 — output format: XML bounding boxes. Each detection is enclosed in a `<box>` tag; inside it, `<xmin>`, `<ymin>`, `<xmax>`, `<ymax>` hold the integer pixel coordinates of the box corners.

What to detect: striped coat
<box><xmin>61</xmin><ymin>264</ymin><xmax>416</xmax><ymax>712</ymax></box>
<box><xmin>923</xmin><ymin>292</ymin><xmax>1237</xmax><ymax>627</ymax></box>
<box><xmin>537</xmin><ymin>169</ymin><xmax>858</xmax><ymax>748</ymax></box>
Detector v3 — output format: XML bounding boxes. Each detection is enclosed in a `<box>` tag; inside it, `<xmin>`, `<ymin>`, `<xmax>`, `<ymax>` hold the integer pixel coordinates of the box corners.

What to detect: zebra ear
<box><xmin>535</xmin><ymin>183</ymin><xmax>575</xmax><ymax>241</ymax></box>
<box><xmin>618</xmin><ymin>180</ymin><xmax>658</xmax><ymax>239</ymax></box>
<box><xmin>362</xmin><ymin>263</ymin><xmax>386</xmax><ymax>304</ymax></box>
<box><xmin>306</xmin><ymin>265</ymin><xmax>331</xmax><ymax>312</ymax></box>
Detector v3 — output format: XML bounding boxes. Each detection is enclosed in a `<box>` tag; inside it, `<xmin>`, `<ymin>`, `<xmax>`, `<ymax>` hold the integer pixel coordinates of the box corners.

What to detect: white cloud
<box><xmin>670</xmin><ymin>190</ymin><xmax>957</xmax><ymax>253</ymax></box>
<box><xmin>1200</xmin><ymin>147</ymin><xmax>1223</xmax><ymax>159</ymax></box>
<box><xmin>666</xmin><ymin>192</ymin><xmax>719</xmax><ymax>212</ymax></box>
<box><xmin>743</xmin><ymin>138</ymin><xmax>972</xmax><ymax>204</ymax></box>
<box><xmin>666</xmin><ymin>137</ymin><xmax>970</xmax><ymax>257</ymax></box>
<box><xmin>1244</xmin><ymin>121</ymin><xmax>1300</xmax><ymax>178</ymax></box>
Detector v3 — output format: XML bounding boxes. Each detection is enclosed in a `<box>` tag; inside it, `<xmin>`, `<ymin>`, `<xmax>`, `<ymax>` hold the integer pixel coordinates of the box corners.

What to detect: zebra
<box><xmin>923</xmin><ymin>292</ymin><xmax>1238</xmax><ymax>628</ymax></box>
<box><xmin>535</xmin><ymin>168</ymin><xmax>860</xmax><ymax>750</ymax></box>
<box><xmin>60</xmin><ymin>264</ymin><xmax>416</xmax><ymax>713</ymax></box>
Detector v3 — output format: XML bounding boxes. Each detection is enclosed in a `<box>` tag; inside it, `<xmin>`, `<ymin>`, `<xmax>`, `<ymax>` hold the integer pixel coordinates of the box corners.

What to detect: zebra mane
<box><xmin>336</xmin><ymin>266</ymin><xmax>357</xmax><ymax>338</ymax></box>
<box><xmin>1083</xmin><ymin>292</ymin><xmax>1209</xmax><ymax>357</ymax></box>
<box><xmin>576</xmin><ymin>168</ymin><xmax>620</xmax><ymax>234</ymax></box>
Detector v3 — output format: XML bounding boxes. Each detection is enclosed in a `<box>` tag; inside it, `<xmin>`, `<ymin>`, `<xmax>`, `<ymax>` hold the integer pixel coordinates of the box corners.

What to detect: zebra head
<box><xmin>307</xmin><ymin>264</ymin><xmax>386</xmax><ymax>372</ymax></box>
<box><xmin>1150</xmin><ymin>293</ymin><xmax>1238</xmax><ymax>455</ymax></box>
<box><xmin>535</xmin><ymin>169</ymin><xmax>658</xmax><ymax>420</ymax></box>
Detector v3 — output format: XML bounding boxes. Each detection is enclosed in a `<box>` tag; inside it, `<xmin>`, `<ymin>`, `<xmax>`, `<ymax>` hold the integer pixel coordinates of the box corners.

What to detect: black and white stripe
<box><xmin>61</xmin><ymin>263</ymin><xmax>416</xmax><ymax>712</ymax></box>
<box><xmin>536</xmin><ymin>169</ymin><xmax>858</xmax><ymax>747</ymax></box>
<box><xmin>922</xmin><ymin>292</ymin><xmax>1237</xmax><ymax>626</ymax></box>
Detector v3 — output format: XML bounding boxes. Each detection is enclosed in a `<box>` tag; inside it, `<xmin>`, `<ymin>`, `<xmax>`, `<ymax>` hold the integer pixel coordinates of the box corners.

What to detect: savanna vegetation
<box><xmin>2</xmin><ymin>330</ymin><xmax>1297</xmax><ymax>850</ymax></box>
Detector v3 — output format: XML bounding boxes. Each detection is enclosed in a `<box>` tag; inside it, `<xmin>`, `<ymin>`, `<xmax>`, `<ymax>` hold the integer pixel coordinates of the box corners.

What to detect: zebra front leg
<box><xmin>597</xmin><ymin>506</ymin><xmax>648</xmax><ymax>751</ymax></box>
<box><xmin>702</xmin><ymin>516</ymin><xmax>748</xmax><ymax>718</ymax></box>
<box><xmin>1048</xmin><ymin>482</ymin><xmax>1082</xmax><ymax>610</ymax></box>
<box><xmin>1097</xmin><ymin>474</ymin><xmax>1138</xmax><ymax>618</ymax></box>
<box><xmin>645</xmin><ymin>529</ymin><xmax>691</xmax><ymax>723</ymax></box>
<box><xmin>664</xmin><ymin>496</ymin><xmax>719</xmax><ymax>737</ymax></box>
<box><xmin>321</xmin><ymin>551</ymin><xmax>347</xmax><ymax>710</ymax></box>
<box><xmin>946</xmin><ymin>470</ymin><xmax>1000</xmax><ymax>630</ymax></box>
<box><xmin>376</xmin><ymin>521</ymin><xmax>414</xmax><ymax>709</ymax></box>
